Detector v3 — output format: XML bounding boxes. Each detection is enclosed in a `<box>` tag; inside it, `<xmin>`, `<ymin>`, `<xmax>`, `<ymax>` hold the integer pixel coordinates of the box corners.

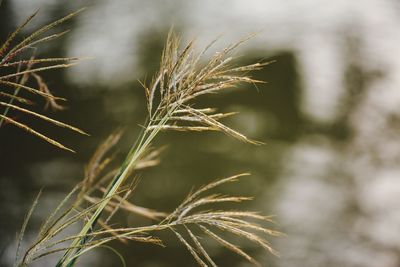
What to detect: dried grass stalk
<box><xmin>14</xmin><ymin>28</ymin><xmax>278</xmax><ymax>267</ymax></box>
<box><xmin>0</xmin><ymin>9</ymin><xmax>87</xmax><ymax>152</ymax></box>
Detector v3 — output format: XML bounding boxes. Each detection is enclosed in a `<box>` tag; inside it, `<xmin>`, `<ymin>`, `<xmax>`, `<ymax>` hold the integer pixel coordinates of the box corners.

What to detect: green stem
<box><xmin>0</xmin><ymin>87</ymin><xmax>20</xmax><ymax>127</ymax></box>
<box><xmin>55</xmin><ymin>108</ymin><xmax>174</xmax><ymax>267</ymax></box>
<box><xmin>0</xmin><ymin>63</ymin><xmax>31</xmax><ymax>127</ymax></box>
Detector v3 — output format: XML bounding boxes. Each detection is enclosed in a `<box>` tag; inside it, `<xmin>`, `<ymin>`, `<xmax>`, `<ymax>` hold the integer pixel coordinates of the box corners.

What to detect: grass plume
<box><xmin>13</xmin><ymin>29</ymin><xmax>279</xmax><ymax>267</ymax></box>
<box><xmin>0</xmin><ymin>9</ymin><xmax>87</xmax><ymax>152</ymax></box>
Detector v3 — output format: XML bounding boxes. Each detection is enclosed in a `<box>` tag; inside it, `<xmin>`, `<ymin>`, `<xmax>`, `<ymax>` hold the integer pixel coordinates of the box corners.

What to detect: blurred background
<box><xmin>1</xmin><ymin>0</ymin><xmax>400</xmax><ymax>266</ymax></box>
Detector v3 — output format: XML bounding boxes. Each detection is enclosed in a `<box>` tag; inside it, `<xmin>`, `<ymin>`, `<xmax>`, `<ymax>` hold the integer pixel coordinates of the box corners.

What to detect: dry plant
<box><xmin>14</xmin><ymin>29</ymin><xmax>279</xmax><ymax>267</ymax></box>
<box><xmin>0</xmin><ymin>9</ymin><xmax>87</xmax><ymax>152</ymax></box>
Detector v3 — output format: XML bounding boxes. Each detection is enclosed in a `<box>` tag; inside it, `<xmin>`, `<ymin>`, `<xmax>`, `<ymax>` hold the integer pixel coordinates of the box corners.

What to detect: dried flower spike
<box><xmin>0</xmin><ymin>8</ymin><xmax>87</xmax><ymax>152</ymax></box>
